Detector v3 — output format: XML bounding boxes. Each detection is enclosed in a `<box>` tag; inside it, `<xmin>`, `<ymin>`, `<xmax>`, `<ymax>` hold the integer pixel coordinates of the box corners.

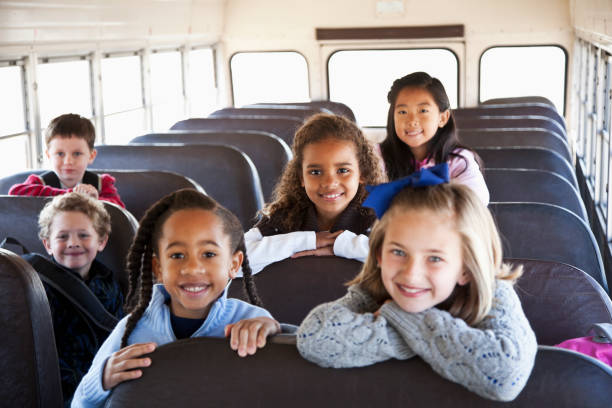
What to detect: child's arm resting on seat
<box><xmin>296</xmin><ymin>285</ymin><xmax>415</xmax><ymax>368</ymax></box>
<box><xmin>379</xmin><ymin>280</ymin><xmax>537</xmax><ymax>401</ymax></box>
<box><xmin>225</xmin><ymin>317</ymin><xmax>281</xmax><ymax>357</ymax></box>
<box><xmin>102</xmin><ymin>342</ymin><xmax>156</xmax><ymax>390</ymax></box>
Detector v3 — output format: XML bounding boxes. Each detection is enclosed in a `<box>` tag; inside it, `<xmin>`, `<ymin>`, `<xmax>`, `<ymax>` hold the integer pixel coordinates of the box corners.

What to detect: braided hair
<box><xmin>120</xmin><ymin>188</ymin><xmax>261</xmax><ymax>347</ymax></box>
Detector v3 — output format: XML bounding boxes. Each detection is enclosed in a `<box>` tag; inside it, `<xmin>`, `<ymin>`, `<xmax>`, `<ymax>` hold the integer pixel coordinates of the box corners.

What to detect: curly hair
<box><xmin>380</xmin><ymin>72</ymin><xmax>479</xmax><ymax>180</ymax></box>
<box><xmin>120</xmin><ymin>188</ymin><xmax>261</xmax><ymax>348</ymax></box>
<box><xmin>38</xmin><ymin>192</ymin><xmax>111</xmax><ymax>241</ymax></box>
<box><xmin>348</xmin><ymin>182</ymin><xmax>522</xmax><ymax>326</ymax></box>
<box><xmin>262</xmin><ymin>113</ymin><xmax>385</xmax><ymax>231</ymax></box>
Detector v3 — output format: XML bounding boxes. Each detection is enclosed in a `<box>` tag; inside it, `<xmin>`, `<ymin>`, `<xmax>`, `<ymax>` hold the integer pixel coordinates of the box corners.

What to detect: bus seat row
<box><xmin>210</xmin><ymin>105</ymin><xmax>330</xmax><ymax>121</ymax></box>
<box><xmin>455</xmin><ymin>116</ymin><xmax>566</xmax><ymax>142</ymax></box>
<box><xmin>94</xmin><ymin>144</ymin><xmax>264</xmax><ymax>229</ymax></box>
<box><xmin>0</xmin><ymin>248</ymin><xmax>62</xmax><ymax>408</ymax></box>
<box><xmin>107</xmin><ymin>337</ymin><xmax>612</xmax><ymax>407</ymax></box>
<box><xmin>481</xmin><ymin>96</ymin><xmax>557</xmax><ymax>108</ymax></box>
<box><xmin>0</xmin><ymin>196</ymin><xmax>136</xmax><ymax>294</ymax></box>
<box><xmin>0</xmin><ymin>169</ymin><xmax>204</xmax><ymax>222</ymax></box>
<box><xmin>129</xmin><ymin>130</ymin><xmax>292</xmax><ymax>202</ymax></box>
<box><xmin>456</xmin><ymin>106</ymin><xmax>565</xmax><ymax>131</ymax></box>
<box><xmin>246</xmin><ymin>101</ymin><xmax>357</xmax><ymax>122</ymax></box>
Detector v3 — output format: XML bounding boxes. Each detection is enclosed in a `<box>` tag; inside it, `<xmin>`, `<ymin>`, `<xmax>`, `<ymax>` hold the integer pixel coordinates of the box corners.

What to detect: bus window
<box><xmin>0</xmin><ymin>64</ymin><xmax>29</xmax><ymax>173</ymax></box>
<box><xmin>327</xmin><ymin>49</ymin><xmax>459</xmax><ymax>127</ymax></box>
<box><xmin>479</xmin><ymin>45</ymin><xmax>567</xmax><ymax>113</ymax></box>
<box><xmin>101</xmin><ymin>53</ymin><xmax>146</xmax><ymax>144</ymax></box>
<box><xmin>230</xmin><ymin>51</ymin><xmax>309</xmax><ymax>107</ymax></box>
<box><xmin>188</xmin><ymin>48</ymin><xmax>217</xmax><ymax>117</ymax></box>
<box><xmin>37</xmin><ymin>57</ymin><xmax>93</xmax><ymax>130</ymax></box>
<box><xmin>150</xmin><ymin>50</ymin><xmax>185</xmax><ymax>131</ymax></box>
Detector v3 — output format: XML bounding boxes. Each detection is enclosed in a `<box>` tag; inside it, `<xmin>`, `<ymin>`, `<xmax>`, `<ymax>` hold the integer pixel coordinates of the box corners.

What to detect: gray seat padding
<box><xmin>455</xmin><ymin>116</ymin><xmax>565</xmax><ymax>141</ymax></box>
<box><xmin>455</xmin><ymin>106</ymin><xmax>565</xmax><ymax>131</ymax></box>
<box><xmin>248</xmin><ymin>101</ymin><xmax>356</xmax><ymax>122</ymax></box>
<box><xmin>210</xmin><ymin>106</ymin><xmax>323</xmax><ymax>121</ymax></box>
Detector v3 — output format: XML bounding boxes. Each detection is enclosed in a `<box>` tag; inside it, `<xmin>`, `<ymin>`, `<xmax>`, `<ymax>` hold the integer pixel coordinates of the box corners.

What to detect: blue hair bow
<box><xmin>363</xmin><ymin>163</ymin><xmax>450</xmax><ymax>218</ymax></box>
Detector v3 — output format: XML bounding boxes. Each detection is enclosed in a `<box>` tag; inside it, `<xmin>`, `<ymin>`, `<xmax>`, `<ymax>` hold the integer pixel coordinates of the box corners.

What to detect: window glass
<box><xmin>188</xmin><ymin>48</ymin><xmax>217</xmax><ymax>117</ymax></box>
<box><xmin>150</xmin><ymin>50</ymin><xmax>184</xmax><ymax>131</ymax></box>
<box><xmin>0</xmin><ymin>65</ymin><xmax>26</xmax><ymax>136</ymax></box>
<box><xmin>328</xmin><ymin>49</ymin><xmax>458</xmax><ymax>127</ymax></box>
<box><xmin>101</xmin><ymin>55</ymin><xmax>143</xmax><ymax>114</ymax></box>
<box><xmin>0</xmin><ymin>135</ymin><xmax>29</xmax><ymax>174</ymax></box>
<box><xmin>104</xmin><ymin>109</ymin><xmax>147</xmax><ymax>145</ymax></box>
<box><xmin>231</xmin><ymin>51</ymin><xmax>309</xmax><ymax>107</ymax></box>
<box><xmin>37</xmin><ymin>59</ymin><xmax>93</xmax><ymax>128</ymax></box>
<box><xmin>480</xmin><ymin>46</ymin><xmax>566</xmax><ymax>113</ymax></box>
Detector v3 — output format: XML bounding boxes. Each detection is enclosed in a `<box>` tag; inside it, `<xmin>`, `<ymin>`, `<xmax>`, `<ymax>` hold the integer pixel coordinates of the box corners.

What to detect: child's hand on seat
<box><xmin>292</xmin><ymin>230</ymin><xmax>343</xmax><ymax>258</ymax></box>
<box><xmin>225</xmin><ymin>317</ymin><xmax>281</xmax><ymax>357</ymax></box>
<box><xmin>73</xmin><ymin>183</ymin><xmax>99</xmax><ymax>199</ymax></box>
<box><xmin>102</xmin><ymin>342</ymin><xmax>156</xmax><ymax>390</ymax></box>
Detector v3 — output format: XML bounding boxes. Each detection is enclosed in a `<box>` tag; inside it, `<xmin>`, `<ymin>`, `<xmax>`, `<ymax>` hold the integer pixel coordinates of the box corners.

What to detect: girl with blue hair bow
<box><xmin>296</xmin><ymin>165</ymin><xmax>537</xmax><ymax>401</ymax></box>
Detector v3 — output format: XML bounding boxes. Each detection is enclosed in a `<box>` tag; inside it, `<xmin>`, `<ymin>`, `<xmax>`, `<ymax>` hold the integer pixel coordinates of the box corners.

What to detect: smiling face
<box><xmin>393</xmin><ymin>87</ymin><xmax>450</xmax><ymax>161</ymax></box>
<box><xmin>152</xmin><ymin>208</ymin><xmax>242</xmax><ymax>320</ymax></box>
<box><xmin>42</xmin><ymin>210</ymin><xmax>108</xmax><ymax>279</ymax></box>
<box><xmin>46</xmin><ymin>136</ymin><xmax>97</xmax><ymax>189</ymax></box>
<box><xmin>378</xmin><ymin>208</ymin><xmax>469</xmax><ymax>313</ymax></box>
<box><xmin>301</xmin><ymin>138</ymin><xmax>363</xmax><ymax>230</ymax></box>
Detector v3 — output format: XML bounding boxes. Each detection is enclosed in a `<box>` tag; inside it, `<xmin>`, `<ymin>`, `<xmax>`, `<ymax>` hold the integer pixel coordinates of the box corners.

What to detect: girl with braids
<box><xmin>379</xmin><ymin>72</ymin><xmax>489</xmax><ymax>205</ymax></box>
<box><xmin>245</xmin><ymin>113</ymin><xmax>385</xmax><ymax>275</ymax></box>
<box><xmin>72</xmin><ymin>189</ymin><xmax>279</xmax><ymax>407</ymax></box>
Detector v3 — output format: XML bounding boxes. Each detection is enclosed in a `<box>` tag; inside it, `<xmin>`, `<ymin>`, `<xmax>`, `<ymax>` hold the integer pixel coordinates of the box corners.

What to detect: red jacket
<box><xmin>8</xmin><ymin>172</ymin><xmax>126</xmax><ymax>208</ymax></box>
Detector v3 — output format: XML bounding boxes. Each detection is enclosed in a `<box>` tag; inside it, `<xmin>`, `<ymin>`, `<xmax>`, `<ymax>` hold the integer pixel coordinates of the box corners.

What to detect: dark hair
<box><xmin>45</xmin><ymin>113</ymin><xmax>96</xmax><ymax>150</ymax></box>
<box><xmin>380</xmin><ymin>72</ymin><xmax>475</xmax><ymax>180</ymax></box>
<box><xmin>120</xmin><ymin>189</ymin><xmax>261</xmax><ymax>347</ymax></box>
<box><xmin>262</xmin><ymin>113</ymin><xmax>385</xmax><ymax>231</ymax></box>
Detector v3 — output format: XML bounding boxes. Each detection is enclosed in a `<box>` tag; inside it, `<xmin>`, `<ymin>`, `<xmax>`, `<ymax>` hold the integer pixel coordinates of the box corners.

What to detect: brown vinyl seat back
<box><xmin>481</xmin><ymin>96</ymin><xmax>557</xmax><ymax>108</ymax></box>
<box><xmin>0</xmin><ymin>196</ymin><xmax>136</xmax><ymax>294</ymax></box>
<box><xmin>489</xmin><ymin>202</ymin><xmax>607</xmax><ymax>292</ymax></box>
<box><xmin>458</xmin><ymin>129</ymin><xmax>570</xmax><ymax>162</ymax></box>
<box><xmin>229</xmin><ymin>256</ymin><xmax>363</xmax><ymax>325</ymax></box>
<box><xmin>510</xmin><ymin>258</ymin><xmax>612</xmax><ymax>345</ymax></box>
<box><xmin>171</xmin><ymin>116</ymin><xmax>303</xmax><ymax>145</ymax></box>
<box><xmin>129</xmin><ymin>131</ymin><xmax>291</xmax><ymax>202</ymax></box>
<box><xmin>106</xmin><ymin>338</ymin><xmax>612</xmax><ymax>408</ymax></box>
<box><xmin>0</xmin><ymin>248</ymin><xmax>62</xmax><ymax>408</ymax></box>
<box><xmin>0</xmin><ymin>169</ymin><xmax>204</xmax><ymax>222</ymax></box>
<box><xmin>210</xmin><ymin>106</ymin><xmax>325</xmax><ymax>121</ymax></box>
<box><xmin>248</xmin><ymin>101</ymin><xmax>357</xmax><ymax>122</ymax></box>
<box><xmin>485</xmin><ymin>168</ymin><xmax>587</xmax><ymax>221</ymax></box>
<box><xmin>455</xmin><ymin>106</ymin><xmax>565</xmax><ymax>131</ymax></box>
<box><xmin>475</xmin><ymin>147</ymin><xmax>577</xmax><ymax>188</ymax></box>
<box><xmin>94</xmin><ymin>144</ymin><xmax>264</xmax><ymax>229</ymax></box>
<box><xmin>455</xmin><ymin>116</ymin><xmax>566</xmax><ymax>141</ymax></box>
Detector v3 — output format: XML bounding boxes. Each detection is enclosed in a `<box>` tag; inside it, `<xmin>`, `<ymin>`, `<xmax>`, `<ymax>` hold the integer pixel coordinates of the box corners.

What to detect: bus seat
<box><xmin>455</xmin><ymin>116</ymin><xmax>565</xmax><ymax>141</ymax></box>
<box><xmin>94</xmin><ymin>144</ymin><xmax>264</xmax><ymax>229</ymax></box>
<box><xmin>489</xmin><ymin>202</ymin><xmax>607</xmax><ymax>293</ymax></box>
<box><xmin>0</xmin><ymin>169</ymin><xmax>204</xmax><ymax>222</ymax></box>
<box><xmin>459</xmin><ymin>129</ymin><xmax>570</xmax><ymax>163</ymax></box>
<box><xmin>481</xmin><ymin>96</ymin><xmax>557</xmax><ymax>109</ymax></box>
<box><xmin>485</xmin><ymin>168</ymin><xmax>587</xmax><ymax>221</ymax></box>
<box><xmin>0</xmin><ymin>196</ymin><xmax>136</xmax><ymax>294</ymax></box>
<box><xmin>0</xmin><ymin>248</ymin><xmax>62</xmax><ymax>408</ymax></box>
<box><xmin>455</xmin><ymin>106</ymin><xmax>565</xmax><ymax>131</ymax></box>
<box><xmin>228</xmin><ymin>256</ymin><xmax>362</xmax><ymax>325</ymax></box>
<box><xmin>210</xmin><ymin>106</ymin><xmax>324</xmax><ymax>121</ymax></box>
<box><xmin>248</xmin><ymin>101</ymin><xmax>357</xmax><ymax>122</ymax></box>
<box><xmin>129</xmin><ymin>131</ymin><xmax>291</xmax><ymax>202</ymax></box>
<box><xmin>475</xmin><ymin>147</ymin><xmax>577</xmax><ymax>188</ymax></box>
<box><xmin>511</xmin><ymin>258</ymin><xmax>612</xmax><ymax>345</ymax></box>
<box><xmin>171</xmin><ymin>116</ymin><xmax>303</xmax><ymax>145</ymax></box>
<box><xmin>106</xmin><ymin>338</ymin><xmax>612</xmax><ymax>407</ymax></box>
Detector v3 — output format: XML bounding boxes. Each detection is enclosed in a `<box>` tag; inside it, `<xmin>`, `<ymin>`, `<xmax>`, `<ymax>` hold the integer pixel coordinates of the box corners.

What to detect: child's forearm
<box><xmin>332</xmin><ymin>230</ymin><xmax>369</xmax><ymax>262</ymax></box>
<box><xmin>379</xmin><ymin>282</ymin><xmax>537</xmax><ymax>401</ymax></box>
<box><xmin>243</xmin><ymin>228</ymin><xmax>316</xmax><ymax>275</ymax></box>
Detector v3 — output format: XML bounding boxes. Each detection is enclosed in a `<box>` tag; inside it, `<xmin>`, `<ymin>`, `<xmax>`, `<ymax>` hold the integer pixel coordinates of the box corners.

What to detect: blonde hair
<box><xmin>38</xmin><ymin>192</ymin><xmax>111</xmax><ymax>241</ymax></box>
<box><xmin>348</xmin><ymin>182</ymin><xmax>521</xmax><ymax>326</ymax></box>
<box><xmin>262</xmin><ymin>113</ymin><xmax>385</xmax><ymax>231</ymax></box>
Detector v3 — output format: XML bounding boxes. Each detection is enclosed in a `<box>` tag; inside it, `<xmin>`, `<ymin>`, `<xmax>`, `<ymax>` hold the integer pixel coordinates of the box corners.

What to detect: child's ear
<box><xmin>88</xmin><ymin>148</ymin><xmax>97</xmax><ymax>165</ymax></box>
<box><xmin>45</xmin><ymin>149</ymin><xmax>51</xmax><ymax>160</ymax></box>
<box><xmin>42</xmin><ymin>239</ymin><xmax>53</xmax><ymax>256</ymax></box>
<box><xmin>152</xmin><ymin>254</ymin><xmax>161</xmax><ymax>281</ymax></box>
<box><xmin>457</xmin><ymin>269</ymin><xmax>470</xmax><ymax>286</ymax></box>
<box><xmin>96</xmin><ymin>234</ymin><xmax>109</xmax><ymax>252</ymax></box>
<box><xmin>228</xmin><ymin>250</ymin><xmax>244</xmax><ymax>279</ymax></box>
<box><xmin>375</xmin><ymin>247</ymin><xmax>382</xmax><ymax>268</ymax></box>
<box><xmin>438</xmin><ymin>110</ymin><xmax>451</xmax><ymax>128</ymax></box>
